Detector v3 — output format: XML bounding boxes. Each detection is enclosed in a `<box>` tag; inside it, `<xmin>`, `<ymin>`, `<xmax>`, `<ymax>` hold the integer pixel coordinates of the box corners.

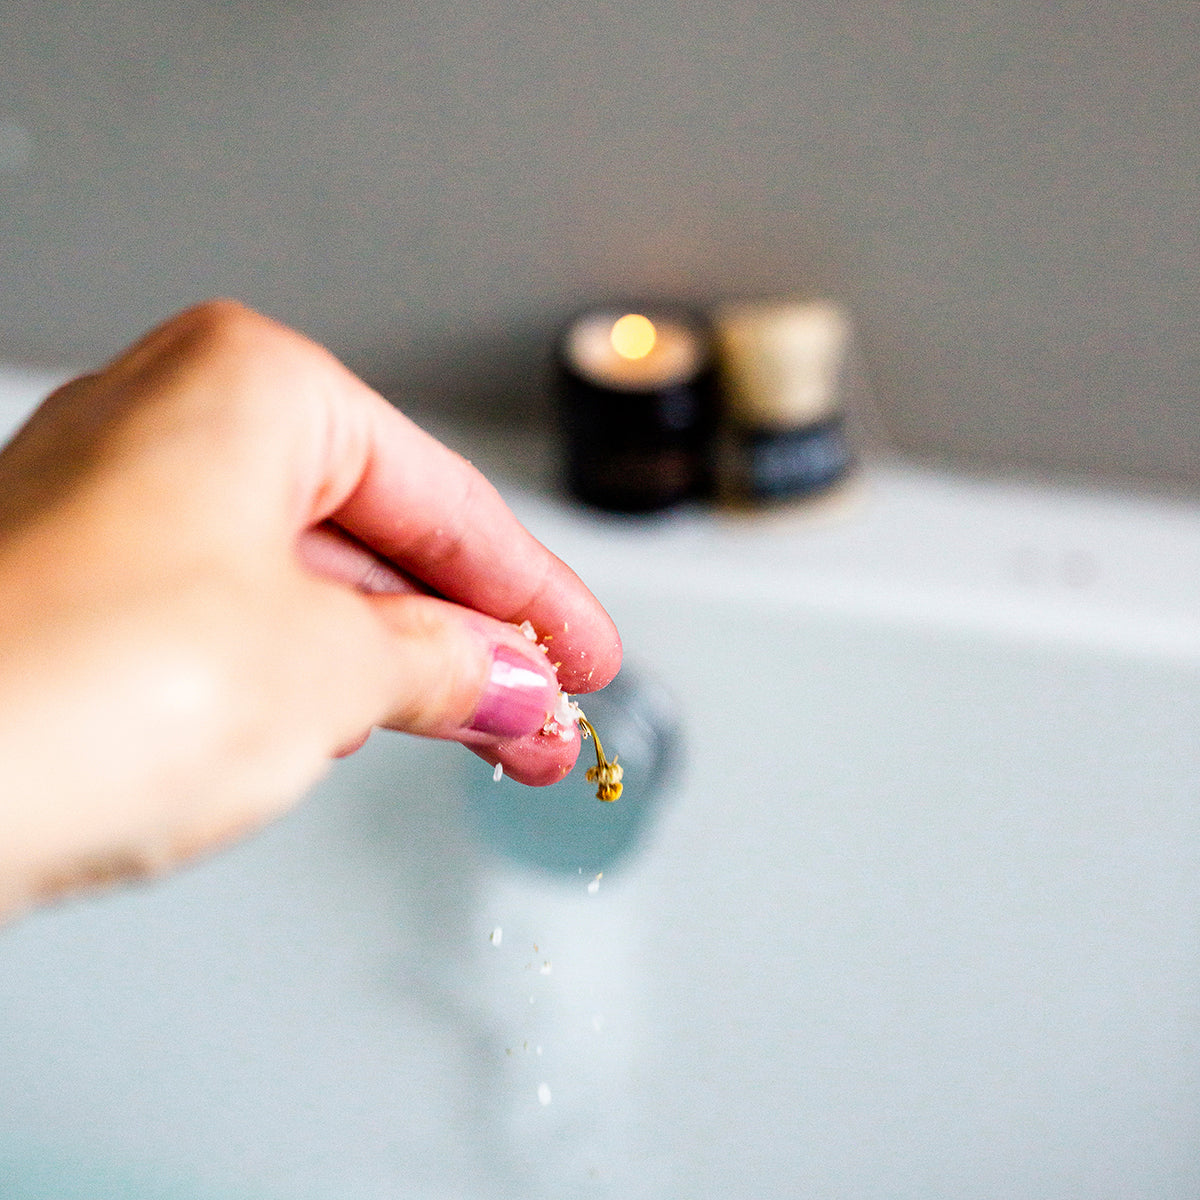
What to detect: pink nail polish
<box><xmin>469</xmin><ymin>645</ymin><xmax>556</xmax><ymax>738</ymax></box>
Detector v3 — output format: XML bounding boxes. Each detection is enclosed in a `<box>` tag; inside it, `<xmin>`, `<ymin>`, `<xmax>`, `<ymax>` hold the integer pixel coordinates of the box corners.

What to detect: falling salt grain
<box><xmin>537</xmin><ymin>1083</ymin><xmax>553</xmax><ymax>1106</ymax></box>
<box><xmin>489</xmin><ymin>926</ymin><xmax>503</xmax><ymax>946</ymax></box>
<box><xmin>587</xmin><ymin>873</ymin><xmax>602</xmax><ymax>895</ymax></box>
<box><xmin>539</xmin><ymin>961</ymin><xmax>553</xmax><ymax>975</ymax></box>
<box><xmin>492</xmin><ymin>762</ymin><xmax>504</xmax><ymax>783</ymax></box>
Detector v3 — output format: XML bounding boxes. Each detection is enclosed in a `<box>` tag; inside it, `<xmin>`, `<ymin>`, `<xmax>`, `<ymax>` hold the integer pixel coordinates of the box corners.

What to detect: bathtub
<box><xmin>1</xmin><ymin>367</ymin><xmax>1199</xmax><ymax>1199</ymax></box>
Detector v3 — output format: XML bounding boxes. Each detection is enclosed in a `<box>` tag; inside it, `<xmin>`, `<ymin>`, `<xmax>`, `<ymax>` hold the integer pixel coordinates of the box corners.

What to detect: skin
<box><xmin>0</xmin><ymin>301</ymin><xmax>622</xmax><ymax>917</ymax></box>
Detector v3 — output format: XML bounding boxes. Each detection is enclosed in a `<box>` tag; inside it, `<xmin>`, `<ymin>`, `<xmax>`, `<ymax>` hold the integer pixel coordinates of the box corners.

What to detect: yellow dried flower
<box><xmin>578</xmin><ymin>715</ymin><xmax>623</xmax><ymax>802</ymax></box>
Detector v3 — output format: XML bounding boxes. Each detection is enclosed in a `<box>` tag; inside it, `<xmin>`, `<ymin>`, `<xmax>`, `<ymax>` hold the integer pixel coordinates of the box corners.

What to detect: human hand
<box><xmin>0</xmin><ymin>301</ymin><xmax>621</xmax><ymax>913</ymax></box>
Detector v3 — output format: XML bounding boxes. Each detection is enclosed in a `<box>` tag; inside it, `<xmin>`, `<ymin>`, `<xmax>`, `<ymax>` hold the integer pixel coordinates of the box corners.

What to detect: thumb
<box><xmin>364</xmin><ymin>594</ymin><xmax>576</xmax><ymax>778</ymax></box>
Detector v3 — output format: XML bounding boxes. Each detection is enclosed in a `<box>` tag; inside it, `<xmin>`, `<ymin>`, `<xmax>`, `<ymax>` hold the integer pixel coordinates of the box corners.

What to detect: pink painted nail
<box><xmin>469</xmin><ymin>645</ymin><xmax>556</xmax><ymax>738</ymax></box>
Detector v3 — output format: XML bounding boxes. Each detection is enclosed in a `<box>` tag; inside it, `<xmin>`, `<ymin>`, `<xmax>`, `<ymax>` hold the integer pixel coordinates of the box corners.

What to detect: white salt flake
<box><xmin>542</xmin><ymin>691</ymin><xmax>584</xmax><ymax>741</ymax></box>
<box><xmin>537</xmin><ymin>1082</ymin><xmax>553</xmax><ymax>1106</ymax></box>
<box><xmin>492</xmin><ymin>762</ymin><xmax>504</xmax><ymax>783</ymax></box>
<box><xmin>518</xmin><ymin>619</ymin><xmax>538</xmax><ymax>641</ymax></box>
<box><xmin>587</xmin><ymin>873</ymin><xmax>602</xmax><ymax>895</ymax></box>
<box><xmin>539</xmin><ymin>961</ymin><xmax>553</xmax><ymax>975</ymax></box>
<box><xmin>489</xmin><ymin>926</ymin><xmax>503</xmax><ymax>946</ymax></box>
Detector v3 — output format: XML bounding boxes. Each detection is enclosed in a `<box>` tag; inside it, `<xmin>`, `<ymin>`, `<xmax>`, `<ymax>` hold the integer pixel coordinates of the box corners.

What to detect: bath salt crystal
<box><xmin>518</xmin><ymin>619</ymin><xmax>538</xmax><ymax>641</ymax></box>
<box><xmin>555</xmin><ymin>691</ymin><xmax>583</xmax><ymax>729</ymax></box>
<box><xmin>492</xmin><ymin>762</ymin><xmax>504</xmax><ymax>783</ymax></box>
<box><xmin>537</xmin><ymin>1082</ymin><xmax>553</xmax><ymax>1106</ymax></box>
<box><xmin>542</xmin><ymin>691</ymin><xmax>584</xmax><ymax>741</ymax></box>
<box><xmin>489</xmin><ymin>926</ymin><xmax>503</xmax><ymax>946</ymax></box>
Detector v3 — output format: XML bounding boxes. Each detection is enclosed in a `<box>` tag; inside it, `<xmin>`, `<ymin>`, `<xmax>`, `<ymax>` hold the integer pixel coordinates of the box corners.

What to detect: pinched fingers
<box><xmin>361</xmin><ymin>592</ymin><xmax>583</xmax><ymax>785</ymax></box>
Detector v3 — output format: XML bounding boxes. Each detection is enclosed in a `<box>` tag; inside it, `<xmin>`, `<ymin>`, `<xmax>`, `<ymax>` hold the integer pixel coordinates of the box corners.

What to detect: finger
<box><xmin>296</xmin><ymin>521</ymin><xmax>424</xmax><ymax>596</ymax></box>
<box><xmin>325</xmin><ymin>402</ymin><xmax>622</xmax><ymax>695</ymax></box>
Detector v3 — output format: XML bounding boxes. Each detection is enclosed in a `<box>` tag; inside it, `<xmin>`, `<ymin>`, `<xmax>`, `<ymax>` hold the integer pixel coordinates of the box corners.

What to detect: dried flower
<box><xmin>578</xmin><ymin>715</ymin><xmax>623</xmax><ymax>802</ymax></box>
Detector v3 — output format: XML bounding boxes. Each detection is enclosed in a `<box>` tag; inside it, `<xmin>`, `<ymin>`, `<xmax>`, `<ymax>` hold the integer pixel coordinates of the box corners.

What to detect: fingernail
<box><xmin>469</xmin><ymin>645</ymin><xmax>556</xmax><ymax>738</ymax></box>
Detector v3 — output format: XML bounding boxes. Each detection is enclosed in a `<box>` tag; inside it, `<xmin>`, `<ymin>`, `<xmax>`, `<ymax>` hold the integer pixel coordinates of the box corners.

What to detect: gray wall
<box><xmin>1</xmin><ymin>0</ymin><xmax>1197</xmax><ymax>490</ymax></box>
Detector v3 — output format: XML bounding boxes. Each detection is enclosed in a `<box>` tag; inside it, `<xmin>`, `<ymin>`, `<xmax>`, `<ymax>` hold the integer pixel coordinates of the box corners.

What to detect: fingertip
<box><xmin>516</xmin><ymin>598</ymin><xmax>623</xmax><ymax>698</ymax></box>
<box><xmin>551</xmin><ymin>630</ymin><xmax>623</xmax><ymax>696</ymax></box>
<box><xmin>466</xmin><ymin>725</ymin><xmax>582</xmax><ymax>787</ymax></box>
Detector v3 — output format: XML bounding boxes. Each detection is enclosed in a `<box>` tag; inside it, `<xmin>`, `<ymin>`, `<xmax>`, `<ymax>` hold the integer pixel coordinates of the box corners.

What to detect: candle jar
<box><xmin>712</xmin><ymin>301</ymin><xmax>856</xmax><ymax>503</ymax></box>
<box><xmin>555</xmin><ymin>308</ymin><xmax>718</xmax><ymax>513</ymax></box>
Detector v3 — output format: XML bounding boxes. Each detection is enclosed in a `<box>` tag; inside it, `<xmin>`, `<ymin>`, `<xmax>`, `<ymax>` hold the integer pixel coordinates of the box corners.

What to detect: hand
<box><xmin>0</xmin><ymin>301</ymin><xmax>621</xmax><ymax>914</ymax></box>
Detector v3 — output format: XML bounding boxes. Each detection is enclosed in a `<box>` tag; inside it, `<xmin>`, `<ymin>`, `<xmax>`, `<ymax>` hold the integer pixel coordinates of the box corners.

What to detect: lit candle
<box><xmin>556</xmin><ymin>308</ymin><xmax>716</xmax><ymax>512</ymax></box>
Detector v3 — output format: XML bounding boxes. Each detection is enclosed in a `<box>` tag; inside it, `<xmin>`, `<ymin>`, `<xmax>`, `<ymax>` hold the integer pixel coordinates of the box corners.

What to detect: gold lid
<box><xmin>713</xmin><ymin>301</ymin><xmax>850</xmax><ymax>429</ymax></box>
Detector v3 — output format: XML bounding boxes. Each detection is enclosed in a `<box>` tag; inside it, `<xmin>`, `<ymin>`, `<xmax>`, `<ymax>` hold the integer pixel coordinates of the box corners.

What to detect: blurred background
<box><xmin>0</xmin><ymin>0</ymin><xmax>1196</xmax><ymax>491</ymax></box>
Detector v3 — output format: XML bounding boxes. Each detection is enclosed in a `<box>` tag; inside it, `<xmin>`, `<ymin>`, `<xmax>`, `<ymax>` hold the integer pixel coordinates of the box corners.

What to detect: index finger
<box><xmin>329</xmin><ymin>397</ymin><xmax>622</xmax><ymax>696</ymax></box>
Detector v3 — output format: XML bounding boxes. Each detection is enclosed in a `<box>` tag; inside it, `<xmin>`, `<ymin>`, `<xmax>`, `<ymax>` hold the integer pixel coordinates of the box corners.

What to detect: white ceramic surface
<box><xmin>1</xmin><ymin>371</ymin><xmax>1199</xmax><ymax>1199</ymax></box>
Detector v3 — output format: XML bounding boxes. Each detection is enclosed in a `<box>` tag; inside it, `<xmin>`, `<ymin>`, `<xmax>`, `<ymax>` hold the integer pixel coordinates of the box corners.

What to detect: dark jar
<box><xmin>555</xmin><ymin>309</ymin><xmax>718</xmax><ymax>513</ymax></box>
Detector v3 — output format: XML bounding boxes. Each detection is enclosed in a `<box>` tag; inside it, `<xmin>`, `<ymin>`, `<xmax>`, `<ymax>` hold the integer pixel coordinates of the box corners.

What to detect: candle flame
<box><xmin>610</xmin><ymin>313</ymin><xmax>657</xmax><ymax>361</ymax></box>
